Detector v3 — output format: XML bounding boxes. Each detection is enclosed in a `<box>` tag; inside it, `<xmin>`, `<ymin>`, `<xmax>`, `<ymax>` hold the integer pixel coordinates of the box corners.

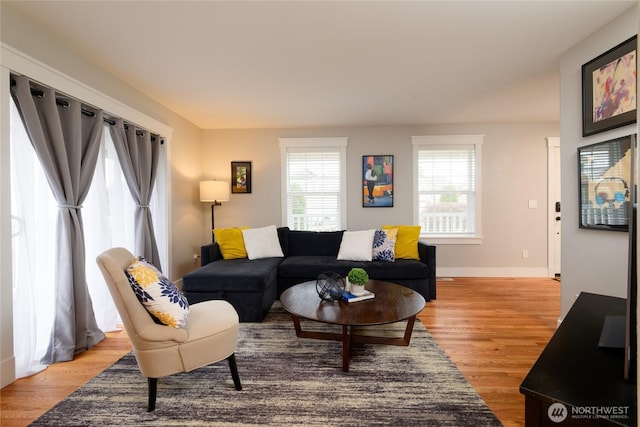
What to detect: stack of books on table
<box><xmin>341</xmin><ymin>290</ymin><xmax>375</xmax><ymax>303</ymax></box>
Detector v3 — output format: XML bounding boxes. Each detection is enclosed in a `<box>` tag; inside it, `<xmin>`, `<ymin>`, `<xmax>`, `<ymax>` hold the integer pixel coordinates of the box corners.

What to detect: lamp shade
<box><xmin>199</xmin><ymin>180</ymin><xmax>229</xmax><ymax>202</ymax></box>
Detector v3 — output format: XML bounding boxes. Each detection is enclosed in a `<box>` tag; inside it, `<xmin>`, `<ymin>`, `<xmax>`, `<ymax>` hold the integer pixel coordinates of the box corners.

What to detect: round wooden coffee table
<box><xmin>280</xmin><ymin>279</ymin><xmax>426</xmax><ymax>372</ymax></box>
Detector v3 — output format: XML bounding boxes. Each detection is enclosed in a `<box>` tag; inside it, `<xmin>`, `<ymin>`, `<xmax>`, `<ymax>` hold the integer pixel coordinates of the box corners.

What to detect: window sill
<box><xmin>419</xmin><ymin>235</ymin><xmax>483</xmax><ymax>245</ymax></box>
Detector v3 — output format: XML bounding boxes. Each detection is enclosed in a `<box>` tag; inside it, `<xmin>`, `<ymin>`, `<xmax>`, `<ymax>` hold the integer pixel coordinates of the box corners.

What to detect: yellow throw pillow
<box><xmin>382</xmin><ymin>225</ymin><xmax>421</xmax><ymax>260</ymax></box>
<box><xmin>213</xmin><ymin>227</ymin><xmax>248</xmax><ymax>259</ymax></box>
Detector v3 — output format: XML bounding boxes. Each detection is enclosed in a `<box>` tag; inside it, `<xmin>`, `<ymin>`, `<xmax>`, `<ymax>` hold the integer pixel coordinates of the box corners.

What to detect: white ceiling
<box><xmin>5</xmin><ymin>1</ymin><xmax>637</xmax><ymax>129</ymax></box>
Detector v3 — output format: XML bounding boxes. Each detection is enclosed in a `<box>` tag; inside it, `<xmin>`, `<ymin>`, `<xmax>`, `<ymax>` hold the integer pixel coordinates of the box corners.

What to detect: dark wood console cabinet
<box><xmin>520</xmin><ymin>292</ymin><xmax>636</xmax><ymax>426</ymax></box>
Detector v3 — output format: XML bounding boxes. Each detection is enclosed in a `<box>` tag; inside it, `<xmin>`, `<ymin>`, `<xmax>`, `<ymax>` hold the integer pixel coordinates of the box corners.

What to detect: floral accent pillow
<box><xmin>372</xmin><ymin>228</ymin><xmax>398</xmax><ymax>262</ymax></box>
<box><xmin>125</xmin><ymin>257</ymin><xmax>189</xmax><ymax>329</ymax></box>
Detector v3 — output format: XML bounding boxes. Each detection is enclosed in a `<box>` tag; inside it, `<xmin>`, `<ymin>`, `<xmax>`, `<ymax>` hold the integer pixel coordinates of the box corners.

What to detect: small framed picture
<box><xmin>231</xmin><ymin>161</ymin><xmax>252</xmax><ymax>194</ymax></box>
<box><xmin>582</xmin><ymin>35</ymin><xmax>637</xmax><ymax>137</ymax></box>
<box><xmin>362</xmin><ymin>155</ymin><xmax>393</xmax><ymax>207</ymax></box>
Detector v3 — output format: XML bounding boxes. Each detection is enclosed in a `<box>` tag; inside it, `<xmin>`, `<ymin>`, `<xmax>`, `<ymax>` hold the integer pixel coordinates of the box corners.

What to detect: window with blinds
<box><xmin>412</xmin><ymin>135</ymin><xmax>483</xmax><ymax>242</ymax></box>
<box><xmin>279</xmin><ymin>138</ymin><xmax>348</xmax><ymax>231</ymax></box>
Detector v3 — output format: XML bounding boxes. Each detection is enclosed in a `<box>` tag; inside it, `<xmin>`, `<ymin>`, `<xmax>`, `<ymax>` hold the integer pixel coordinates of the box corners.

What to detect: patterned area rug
<box><xmin>31</xmin><ymin>303</ymin><xmax>502</xmax><ymax>426</ymax></box>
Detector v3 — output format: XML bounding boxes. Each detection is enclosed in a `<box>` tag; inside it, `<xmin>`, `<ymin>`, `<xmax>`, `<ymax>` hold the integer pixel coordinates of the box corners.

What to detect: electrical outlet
<box><xmin>193</xmin><ymin>254</ymin><xmax>200</xmax><ymax>263</ymax></box>
<box><xmin>522</xmin><ymin>249</ymin><xmax>529</xmax><ymax>259</ymax></box>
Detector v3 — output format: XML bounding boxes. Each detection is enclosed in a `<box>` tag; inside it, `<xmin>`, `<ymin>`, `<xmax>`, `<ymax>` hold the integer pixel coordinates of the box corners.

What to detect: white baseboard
<box><xmin>436</xmin><ymin>267</ymin><xmax>550</xmax><ymax>278</ymax></box>
<box><xmin>1</xmin><ymin>356</ymin><xmax>16</xmax><ymax>388</ymax></box>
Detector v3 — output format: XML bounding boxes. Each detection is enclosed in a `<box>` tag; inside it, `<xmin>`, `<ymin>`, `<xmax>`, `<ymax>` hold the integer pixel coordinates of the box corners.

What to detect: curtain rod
<box><xmin>10</xmin><ymin>77</ymin><xmax>164</xmax><ymax>144</ymax></box>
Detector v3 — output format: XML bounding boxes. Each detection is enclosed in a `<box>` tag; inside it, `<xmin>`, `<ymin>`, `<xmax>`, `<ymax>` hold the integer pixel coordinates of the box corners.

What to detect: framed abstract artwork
<box><xmin>362</xmin><ymin>155</ymin><xmax>393</xmax><ymax>207</ymax></box>
<box><xmin>582</xmin><ymin>36</ymin><xmax>637</xmax><ymax>137</ymax></box>
<box><xmin>578</xmin><ymin>135</ymin><xmax>634</xmax><ymax>231</ymax></box>
<box><xmin>231</xmin><ymin>161</ymin><xmax>252</xmax><ymax>194</ymax></box>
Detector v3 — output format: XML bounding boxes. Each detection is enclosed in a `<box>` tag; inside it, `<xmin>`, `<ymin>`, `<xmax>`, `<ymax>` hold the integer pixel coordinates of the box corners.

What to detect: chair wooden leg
<box><xmin>227</xmin><ymin>353</ymin><xmax>242</xmax><ymax>391</ymax></box>
<box><xmin>147</xmin><ymin>377</ymin><xmax>157</xmax><ymax>412</ymax></box>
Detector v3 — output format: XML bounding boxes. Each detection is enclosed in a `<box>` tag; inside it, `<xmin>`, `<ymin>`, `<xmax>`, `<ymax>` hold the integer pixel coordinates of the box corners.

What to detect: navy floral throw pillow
<box><xmin>125</xmin><ymin>256</ymin><xmax>189</xmax><ymax>328</ymax></box>
<box><xmin>372</xmin><ymin>228</ymin><xmax>398</xmax><ymax>262</ymax></box>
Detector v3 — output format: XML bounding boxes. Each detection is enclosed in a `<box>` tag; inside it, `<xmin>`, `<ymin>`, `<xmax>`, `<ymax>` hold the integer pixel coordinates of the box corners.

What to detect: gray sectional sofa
<box><xmin>182</xmin><ymin>227</ymin><xmax>436</xmax><ymax>321</ymax></box>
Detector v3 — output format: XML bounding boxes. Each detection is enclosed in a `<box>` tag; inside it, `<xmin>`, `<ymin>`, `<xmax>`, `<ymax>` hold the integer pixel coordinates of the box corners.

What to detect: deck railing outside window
<box><xmin>421</xmin><ymin>211</ymin><xmax>468</xmax><ymax>233</ymax></box>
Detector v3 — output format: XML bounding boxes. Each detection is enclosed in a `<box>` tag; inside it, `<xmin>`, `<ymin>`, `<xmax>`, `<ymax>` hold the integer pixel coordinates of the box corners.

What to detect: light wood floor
<box><xmin>1</xmin><ymin>277</ymin><xmax>560</xmax><ymax>427</ymax></box>
<box><xmin>420</xmin><ymin>277</ymin><xmax>561</xmax><ymax>427</ymax></box>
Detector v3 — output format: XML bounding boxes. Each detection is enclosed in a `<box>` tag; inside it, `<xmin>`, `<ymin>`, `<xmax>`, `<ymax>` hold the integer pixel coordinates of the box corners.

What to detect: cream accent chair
<box><xmin>96</xmin><ymin>247</ymin><xmax>242</xmax><ymax>411</ymax></box>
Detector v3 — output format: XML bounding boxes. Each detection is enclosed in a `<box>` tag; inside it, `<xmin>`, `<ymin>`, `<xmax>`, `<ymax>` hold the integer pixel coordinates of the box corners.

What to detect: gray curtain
<box><xmin>109</xmin><ymin>118</ymin><xmax>162</xmax><ymax>269</ymax></box>
<box><xmin>10</xmin><ymin>75</ymin><xmax>105</xmax><ymax>363</ymax></box>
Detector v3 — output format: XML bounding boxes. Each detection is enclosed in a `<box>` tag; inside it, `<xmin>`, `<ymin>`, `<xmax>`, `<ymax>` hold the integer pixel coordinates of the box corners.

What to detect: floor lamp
<box><xmin>200</xmin><ymin>180</ymin><xmax>230</xmax><ymax>242</ymax></box>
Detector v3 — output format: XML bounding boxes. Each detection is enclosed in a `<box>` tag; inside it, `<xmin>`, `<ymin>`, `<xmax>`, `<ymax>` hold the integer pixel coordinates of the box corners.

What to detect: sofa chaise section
<box><xmin>182</xmin><ymin>252</ymin><xmax>280</xmax><ymax>322</ymax></box>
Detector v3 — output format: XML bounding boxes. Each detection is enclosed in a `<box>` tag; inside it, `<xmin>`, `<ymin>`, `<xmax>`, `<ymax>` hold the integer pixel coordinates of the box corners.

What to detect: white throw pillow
<box><xmin>242</xmin><ymin>225</ymin><xmax>284</xmax><ymax>260</ymax></box>
<box><xmin>337</xmin><ymin>229</ymin><xmax>376</xmax><ymax>261</ymax></box>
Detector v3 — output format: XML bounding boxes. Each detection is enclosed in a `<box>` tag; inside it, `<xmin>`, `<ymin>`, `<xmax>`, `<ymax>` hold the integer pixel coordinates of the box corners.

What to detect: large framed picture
<box><xmin>231</xmin><ymin>161</ymin><xmax>252</xmax><ymax>194</ymax></box>
<box><xmin>582</xmin><ymin>35</ymin><xmax>637</xmax><ymax>137</ymax></box>
<box><xmin>362</xmin><ymin>155</ymin><xmax>393</xmax><ymax>207</ymax></box>
<box><xmin>578</xmin><ymin>135</ymin><xmax>634</xmax><ymax>231</ymax></box>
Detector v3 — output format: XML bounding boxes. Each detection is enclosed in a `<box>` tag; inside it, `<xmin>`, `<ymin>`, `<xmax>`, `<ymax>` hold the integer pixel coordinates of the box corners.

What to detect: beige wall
<box><xmin>203</xmin><ymin>121</ymin><xmax>558</xmax><ymax>277</ymax></box>
<box><xmin>559</xmin><ymin>6</ymin><xmax>638</xmax><ymax>318</ymax></box>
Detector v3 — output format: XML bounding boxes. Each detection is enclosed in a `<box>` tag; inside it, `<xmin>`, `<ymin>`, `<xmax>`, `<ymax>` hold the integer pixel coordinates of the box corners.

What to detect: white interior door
<box><xmin>547</xmin><ymin>137</ymin><xmax>561</xmax><ymax>277</ymax></box>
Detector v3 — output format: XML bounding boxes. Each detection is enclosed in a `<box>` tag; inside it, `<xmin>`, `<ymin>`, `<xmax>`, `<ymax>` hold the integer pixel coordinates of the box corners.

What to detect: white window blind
<box><xmin>279</xmin><ymin>138</ymin><xmax>347</xmax><ymax>231</ymax></box>
<box><xmin>412</xmin><ymin>135</ymin><xmax>483</xmax><ymax>243</ymax></box>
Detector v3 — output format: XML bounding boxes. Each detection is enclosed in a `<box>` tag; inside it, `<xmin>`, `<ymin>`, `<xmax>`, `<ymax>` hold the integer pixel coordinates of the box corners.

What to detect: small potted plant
<box><xmin>347</xmin><ymin>267</ymin><xmax>369</xmax><ymax>296</ymax></box>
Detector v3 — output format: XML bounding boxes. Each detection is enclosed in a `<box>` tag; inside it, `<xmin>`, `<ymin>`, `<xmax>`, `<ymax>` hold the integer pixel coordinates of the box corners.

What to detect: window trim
<box><xmin>412</xmin><ymin>135</ymin><xmax>483</xmax><ymax>245</ymax></box>
<box><xmin>279</xmin><ymin>137</ymin><xmax>348</xmax><ymax>230</ymax></box>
